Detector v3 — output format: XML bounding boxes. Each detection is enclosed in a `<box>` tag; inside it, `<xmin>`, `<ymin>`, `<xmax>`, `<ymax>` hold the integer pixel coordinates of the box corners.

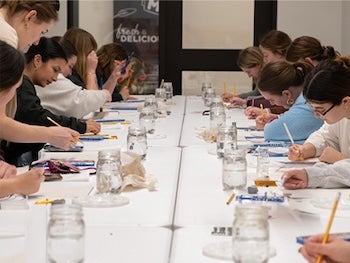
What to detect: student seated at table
<box><xmin>0</xmin><ymin>40</ymin><xmax>44</xmax><ymax>196</ymax></box>
<box><xmin>96</xmin><ymin>42</ymin><xmax>134</xmax><ymax>101</ymax></box>
<box><xmin>255</xmin><ymin>60</ymin><xmax>323</xmax><ymax>144</ymax></box>
<box><xmin>286</xmin><ymin>35</ymin><xmax>339</xmax><ymax>66</ymax></box>
<box><xmin>299</xmin><ymin>233</ymin><xmax>350</xmax><ymax>263</ymax></box>
<box><xmin>35</xmin><ymin>37</ymin><xmax>128</xmax><ymax>118</ymax></box>
<box><xmin>220</xmin><ymin>47</ymin><xmax>284</xmax><ymax>115</ymax></box>
<box><xmin>259</xmin><ymin>29</ymin><xmax>292</xmax><ymax>63</ymax></box>
<box><xmin>283</xmin><ymin>57</ymin><xmax>350</xmax><ymax>189</ymax></box>
<box><xmin>2</xmin><ymin>37</ymin><xmax>100</xmax><ymax>166</ymax></box>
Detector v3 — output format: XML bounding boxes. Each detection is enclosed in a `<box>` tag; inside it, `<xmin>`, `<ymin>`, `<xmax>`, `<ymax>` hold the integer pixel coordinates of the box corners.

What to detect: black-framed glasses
<box><xmin>320</xmin><ymin>103</ymin><xmax>337</xmax><ymax>116</ymax></box>
<box><xmin>308</xmin><ymin>102</ymin><xmax>337</xmax><ymax>117</ymax></box>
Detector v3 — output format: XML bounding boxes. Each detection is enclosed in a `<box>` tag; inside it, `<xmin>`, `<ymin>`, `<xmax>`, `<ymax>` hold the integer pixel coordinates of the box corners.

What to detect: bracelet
<box><xmin>87</xmin><ymin>72</ymin><xmax>96</xmax><ymax>76</ymax></box>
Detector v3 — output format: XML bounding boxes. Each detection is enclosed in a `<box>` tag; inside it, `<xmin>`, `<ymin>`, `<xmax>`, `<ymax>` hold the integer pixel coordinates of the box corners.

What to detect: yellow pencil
<box><xmin>47</xmin><ymin>116</ymin><xmax>80</xmax><ymax>143</ymax></box>
<box><xmin>260</xmin><ymin>104</ymin><xmax>265</xmax><ymax>118</ymax></box>
<box><xmin>226</xmin><ymin>192</ymin><xmax>235</xmax><ymax>205</ymax></box>
<box><xmin>315</xmin><ymin>192</ymin><xmax>341</xmax><ymax>263</ymax></box>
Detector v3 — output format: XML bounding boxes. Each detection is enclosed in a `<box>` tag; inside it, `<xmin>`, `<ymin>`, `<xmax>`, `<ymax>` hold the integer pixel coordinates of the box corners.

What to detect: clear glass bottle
<box><xmin>232</xmin><ymin>205</ymin><xmax>270</xmax><ymax>263</ymax></box>
<box><xmin>96</xmin><ymin>149</ymin><xmax>122</xmax><ymax>194</ymax></box>
<box><xmin>47</xmin><ymin>204</ymin><xmax>85</xmax><ymax>263</ymax></box>
<box><xmin>127</xmin><ymin>124</ymin><xmax>147</xmax><ymax>159</ymax></box>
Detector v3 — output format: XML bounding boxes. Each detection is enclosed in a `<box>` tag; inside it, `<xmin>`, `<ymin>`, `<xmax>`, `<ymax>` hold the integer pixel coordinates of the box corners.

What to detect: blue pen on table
<box><xmin>110</xmin><ymin>107</ymin><xmax>138</xmax><ymax>111</ymax></box>
<box><xmin>95</xmin><ymin>119</ymin><xmax>125</xmax><ymax>123</ymax></box>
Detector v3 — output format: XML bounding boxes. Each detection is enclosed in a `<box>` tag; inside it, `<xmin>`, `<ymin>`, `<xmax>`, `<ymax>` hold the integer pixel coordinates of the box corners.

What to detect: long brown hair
<box><xmin>286</xmin><ymin>36</ymin><xmax>339</xmax><ymax>63</ymax></box>
<box><xmin>97</xmin><ymin>43</ymin><xmax>128</xmax><ymax>79</ymax></box>
<box><xmin>62</xmin><ymin>27</ymin><xmax>97</xmax><ymax>83</ymax></box>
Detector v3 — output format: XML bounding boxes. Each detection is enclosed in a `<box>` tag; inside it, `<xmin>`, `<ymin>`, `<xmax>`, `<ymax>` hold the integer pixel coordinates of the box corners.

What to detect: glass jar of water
<box><xmin>127</xmin><ymin>124</ymin><xmax>147</xmax><ymax>159</ymax></box>
<box><xmin>222</xmin><ymin>148</ymin><xmax>247</xmax><ymax>190</ymax></box>
<box><xmin>217</xmin><ymin>125</ymin><xmax>237</xmax><ymax>159</ymax></box>
<box><xmin>139</xmin><ymin>106</ymin><xmax>156</xmax><ymax>134</ymax></box>
<box><xmin>232</xmin><ymin>205</ymin><xmax>270</xmax><ymax>263</ymax></box>
<box><xmin>47</xmin><ymin>204</ymin><xmax>85</xmax><ymax>263</ymax></box>
<box><xmin>96</xmin><ymin>149</ymin><xmax>122</xmax><ymax>194</ymax></box>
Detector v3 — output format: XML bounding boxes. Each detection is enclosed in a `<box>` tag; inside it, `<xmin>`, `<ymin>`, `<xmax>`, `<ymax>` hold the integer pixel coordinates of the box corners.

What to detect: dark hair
<box><xmin>50</xmin><ymin>36</ymin><xmax>77</xmax><ymax>59</ymax></box>
<box><xmin>0</xmin><ymin>0</ymin><xmax>60</xmax><ymax>22</ymax></box>
<box><xmin>303</xmin><ymin>57</ymin><xmax>350</xmax><ymax>105</ymax></box>
<box><xmin>97</xmin><ymin>42</ymin><xmax>128</xmax><ymax>79</ymax></box>
<box><xmin>286</xmin><ymin>36</ymin><xmax>339</xmax><ymax>63</ymax></box>
<box><xmin>259</xmin><ymin>30</ymin><xmax>292</xmax><ymax>57</ymax></box>
<box><xmin>25</xmin><ymin>36</ymin><xmax>67</xmax><ymax>64</ymax></box>
<box><xmin>257</xmin><ymin>60</ymin><xmax>313</xmax><ymax>95</ymax></box>
<box><xmin>0</xmin><ymin>40</ymin><xmax>25</xmax><ymax>91</ymax></box>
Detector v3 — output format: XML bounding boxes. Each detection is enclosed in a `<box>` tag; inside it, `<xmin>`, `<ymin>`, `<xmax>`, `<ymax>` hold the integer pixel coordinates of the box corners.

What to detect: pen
<box><xmin>283</xmin><ymin>122</ymin><xmax>295</xmax><ymax>145</ymax></box>
<box><xmin>316</xmin><ymin>192</ymin><xmax>341</xmax><ymax>263</ymax></box>
<box><xmin>47</xmin><ymin>116</ymin><xmax>80</xmax><ymax>143</ymax></box>
<box><xmin>110</xmin><ymin>107</ymin><xmax>138</xmax><ymax>111</ymax></box>
<box><xmin>95</xmin><ymin>119</ymin><xmax>125</xmax><ymax>123</ymax></box>
<box><xmin>226</xmin><ymin>192</ymin><xmax>235</xmax><ymax>205</ymax></box>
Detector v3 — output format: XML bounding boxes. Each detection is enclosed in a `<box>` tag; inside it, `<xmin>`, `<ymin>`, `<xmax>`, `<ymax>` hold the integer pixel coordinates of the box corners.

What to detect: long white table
<box><xmin>2</xmin><ymin>95</ymin><xmax>350</xmax><ymax>263</ymax></box>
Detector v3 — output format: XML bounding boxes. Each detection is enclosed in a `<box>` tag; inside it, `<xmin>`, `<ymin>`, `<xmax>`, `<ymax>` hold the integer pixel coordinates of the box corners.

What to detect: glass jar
<box><xmin>210</xmin><ymin>97</ymin><xmax>226</xmax><ymax>131</ymax></box>
<box><xmin>47</xmin><ymin>204</ymin><xmax>85</xmax><ymax>263</ymax></box>
<box><xmin>139</xmin><ymin>106</ymin><xmax>156</xmax><ymax>134</ymax></box>
<box><xmin>155</xmin><ymin>87</ymin><xmax>166</xmax><ymax>103</ymax></box>
<box><xmin>204</xmin><ymin>86</ymin><xmax>216</xmax><ymax>107</ymax></box>
<box><xmin>232</xmin><ymin>205</ymin><xmax>270</xmax><ymax>263</ymax></box>
<box><xmin>163</xmin><ymin>82</ymin><xmax>173</xmax><ymax>100</ymax></box>
<box><xmin>256</xmin><ymin>147</ymin><xmax>270</xmax><ymax>178</ymax></box>
<box><xmin>201</xmin><ymin>82</ymin><xmax>212</xmax><ymax>101</ymax></box>
<box><xmin>222</xmin><ymin>148</ymin><xmax>247</xmax><ymax>191</ymax></box>
<box><xmin>127</xmin><ymin>124</ymin><xmax>147</xmax><ymax>159</ymax></box>
<box><xmin>216</xmin><ymin>125</ymin><xmax>237</xmax><ymax>159</ymax></box>
<box><xmin>96</xmin><ymin>149</ymin><xmax>122</xmax><ymax>194</ymax></box>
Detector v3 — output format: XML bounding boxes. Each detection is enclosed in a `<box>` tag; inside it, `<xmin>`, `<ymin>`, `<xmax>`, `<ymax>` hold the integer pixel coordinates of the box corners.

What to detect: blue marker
<box><xmin>121</xmin><ymin>51</ymin><xmax>135</xmax><ymax>74</ymax></box>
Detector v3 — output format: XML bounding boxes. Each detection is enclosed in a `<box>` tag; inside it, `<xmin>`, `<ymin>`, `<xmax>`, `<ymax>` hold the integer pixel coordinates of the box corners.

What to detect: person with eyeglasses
<box><xmin>284</xmin><ymin>57</ymin><xmax>350</xmax><ymax>189</ymax></box>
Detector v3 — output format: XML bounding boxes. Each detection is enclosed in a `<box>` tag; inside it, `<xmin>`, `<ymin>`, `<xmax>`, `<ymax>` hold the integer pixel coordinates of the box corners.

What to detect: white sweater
<box><xmin>305</xmin><ymin>118</ymin><xmax>350</xmax><ymax>157</ymax></box>
<box><xmin>35</xmin><ymin>74</ymin><xmax>109</xmax><ymax>119</ymax></box>
<box><xmin>306</xmin><ymin>159</ymin><xmax>350</xmax><ymax>188</ymax></box>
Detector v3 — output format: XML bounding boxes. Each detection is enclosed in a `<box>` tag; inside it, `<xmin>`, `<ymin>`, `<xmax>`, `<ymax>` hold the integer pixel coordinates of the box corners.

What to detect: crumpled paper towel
<box><xmin>120</xmin><ymin>151</ymin><xmax>158</xmax><ymax>191</ymax></box>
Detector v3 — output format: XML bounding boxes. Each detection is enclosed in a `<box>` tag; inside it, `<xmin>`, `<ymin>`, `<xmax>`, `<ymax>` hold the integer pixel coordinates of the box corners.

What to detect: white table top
<box><xmin>39</xmin><ymin>146</ymin><xmax>181</xmax><ymax>227</ymax></box>
<box><xmin>4</xmin><ymin>95</ymin><xmax>350</xmax><ymax>263</ymax></box>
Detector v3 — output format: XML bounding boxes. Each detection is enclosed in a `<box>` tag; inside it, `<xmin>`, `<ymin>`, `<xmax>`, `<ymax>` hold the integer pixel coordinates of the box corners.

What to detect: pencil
<box><xmin>260</xmin><ymin>104</ymin><xmax>265</xmax><ymax>118</ymax></box>
<box><xmin>224</xmin><ymin>81</ymin><xmax>227</xmax><ymax>94</ymax></box>
<box><xmin>47</xmin><ymin>116</ymin><xmax>80</xmax><ymax>143</ymax></box>
<box><xmin>283</xmin><ymin>122</ymin><xmax>295</xmax><ymax>145</ymax></box>
<box><xmin>226</xmin><ymin>192</ymin><xmax>235</xmax><ymax>205</ymax></box>
<box><xmin>126</xmin><ymin>69</ymin><xmax>134</xmax><ymax>88</ymax></box>
<box><xmin>315</xmin><ymin>192</ymin><xmax>341</xmax><ymax>263</ymax></box>
<box><xmin>233</xmin><ymin>83</ymin><xmax>236</xmax><ymax>97</ymax></box>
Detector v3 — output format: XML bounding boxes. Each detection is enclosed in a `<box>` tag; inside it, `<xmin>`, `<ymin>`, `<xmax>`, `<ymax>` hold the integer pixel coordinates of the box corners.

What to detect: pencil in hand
<box><xmin>47</xmin><ymin>116</ymin><xmax>80</xmax><ymax>143</ymax></box>
<box><xmin>315</xmin><ymin>192</ymin><xmax>341</xmax><ymax>263</ymax></box>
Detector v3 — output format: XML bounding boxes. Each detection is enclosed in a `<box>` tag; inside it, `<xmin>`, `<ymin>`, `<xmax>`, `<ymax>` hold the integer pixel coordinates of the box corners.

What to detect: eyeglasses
<box><xmin>308</xmin><ymin>102</ymin><xmax>337</xmax><ymax>117</ymax></box>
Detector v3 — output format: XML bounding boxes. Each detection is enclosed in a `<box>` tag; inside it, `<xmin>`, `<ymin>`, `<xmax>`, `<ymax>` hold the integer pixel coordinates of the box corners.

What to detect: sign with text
<box><xmin>114</xmin><ymin>0</ymin><xmax>159</xmax><ymax>95</ymax></box>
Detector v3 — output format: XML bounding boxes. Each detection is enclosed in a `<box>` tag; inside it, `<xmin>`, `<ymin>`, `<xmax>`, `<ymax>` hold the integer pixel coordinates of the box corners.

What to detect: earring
<box><xmin>24</xmin><ymin>23</ymin><xmax>28</xmax><ymax>29</ymax></box>
<box><xmin>287</xmin><ymin>98</ymin><xmax>295</xmax><ymax>105</ymax></box>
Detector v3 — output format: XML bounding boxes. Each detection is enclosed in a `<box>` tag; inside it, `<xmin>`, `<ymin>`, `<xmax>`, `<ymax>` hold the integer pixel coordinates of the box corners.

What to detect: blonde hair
<box><xmin>62</xmin><ymin>27</ymin><xmax>97</xmax><ymax>83</ymax></box>
<box><xmin>0</xmin><ymin>0</ymin><xmax>59</xmax><ymax>22</ymax></box>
